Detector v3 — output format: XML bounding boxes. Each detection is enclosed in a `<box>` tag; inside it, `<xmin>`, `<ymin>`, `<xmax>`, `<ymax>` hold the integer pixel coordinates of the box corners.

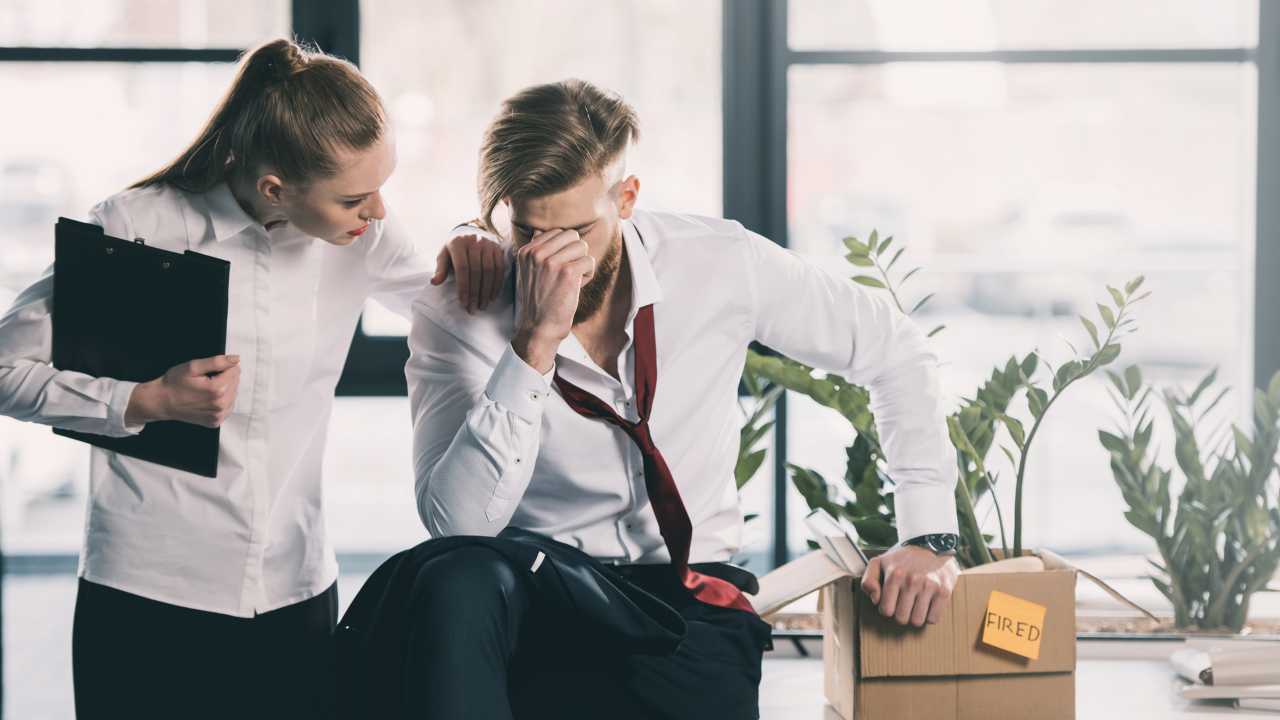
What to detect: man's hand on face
<box><xmin>511</xmin><ymin>228</ymin><xmax>596</xmax><ymax>373</ymax></box>
<box><xmin>860</xmin><ymin>544</ymin><xmax>960</xmax><ymax>627</ymax></box>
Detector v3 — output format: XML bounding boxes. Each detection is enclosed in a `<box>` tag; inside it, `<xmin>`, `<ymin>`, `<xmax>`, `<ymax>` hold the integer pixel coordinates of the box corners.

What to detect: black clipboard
<box><xmin>51</xmin><ymin>217</ymin><xmax>230</xmax><ymax>477</ymax></box>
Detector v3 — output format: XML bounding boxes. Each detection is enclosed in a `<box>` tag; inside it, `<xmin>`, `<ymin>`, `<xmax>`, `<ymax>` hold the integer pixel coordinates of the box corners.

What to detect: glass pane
<box><xmin>787</xmin><ymin>63</ymin><xmax>1256</xmax><ymax>553</ymax></box>
<box><xmin>0</xmin><ymin>61</ymin><xmax>239</xmax><ymax>553</ymax></box>
<box><xmin>790</xmin><ymin>0</ymin><xmax>1259</xmax><ymax>51</ymax></box>
<box><xmin>0</xmin><ymin>0</ymin><xmax>289</xmax><ymax>48</ymax></box>
<box><xmin>358</xmin><ymin>0</ymin><xmax>722</xmax><ymax>336</ymax></box>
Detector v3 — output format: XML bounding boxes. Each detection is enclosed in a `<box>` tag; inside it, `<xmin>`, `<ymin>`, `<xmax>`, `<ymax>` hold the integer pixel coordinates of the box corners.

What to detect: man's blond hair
<box><xmin>477</xmin><ymin>79</ymin><xmax>640</xmax><ymax>235</ymax></box>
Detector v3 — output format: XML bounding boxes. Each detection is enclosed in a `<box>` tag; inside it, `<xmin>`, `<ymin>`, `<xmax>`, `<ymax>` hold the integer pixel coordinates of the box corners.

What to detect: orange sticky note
<box><xmin>981</xmin><ymin>590</ymin><xmax>1047</xmax><ymax>660</ymax></box>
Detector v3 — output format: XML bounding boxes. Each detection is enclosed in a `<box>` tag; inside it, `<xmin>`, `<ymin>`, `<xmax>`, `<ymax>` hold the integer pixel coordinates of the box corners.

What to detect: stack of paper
<box><xmin>1171</xmin><ymin>643</ymin><xmax>1280</xmax><ymax>712</ymax></box>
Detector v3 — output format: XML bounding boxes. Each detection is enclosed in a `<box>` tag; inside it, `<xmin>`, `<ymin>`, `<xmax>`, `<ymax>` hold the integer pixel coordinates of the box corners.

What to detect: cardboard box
<box><xmin>753</xmin><ymin>543</ymin><xmax>1155</xmax><ymax>720</ymax></box>
<box><xmin>821</xmin><ymin>566</ymin><xmax>1078</xmax><ymax>720</ymax></box>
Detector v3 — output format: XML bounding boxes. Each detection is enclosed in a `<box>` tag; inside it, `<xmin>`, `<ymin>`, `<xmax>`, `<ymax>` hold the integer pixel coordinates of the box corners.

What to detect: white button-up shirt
<box><xmin>0</xmin><ymin>183</ymin><xmax>431</xmax><ymax>616</ymax></box>
<box><xmin>408</xmin><ymin>209</ymin><xmax>958</xmax><ymax>565</ymax></box>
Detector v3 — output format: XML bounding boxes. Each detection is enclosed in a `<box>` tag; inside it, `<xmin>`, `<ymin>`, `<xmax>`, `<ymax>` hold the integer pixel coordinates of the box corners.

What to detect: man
<box><xmin>364</xmin><ymin>79</ymin><xmax>959</xmax><ymax>719</ymax></box>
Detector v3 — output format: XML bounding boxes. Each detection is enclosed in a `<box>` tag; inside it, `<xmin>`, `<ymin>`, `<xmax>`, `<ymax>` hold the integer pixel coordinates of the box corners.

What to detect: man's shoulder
<box><xmin>632</xmin><ymin>209</ymin><xmax>747</xmax><ymax>247</ymax></box>
<box><xmin>409</xmin><ymin>273</ymin><xmax>516</xmax><ymax>366</ymax></box>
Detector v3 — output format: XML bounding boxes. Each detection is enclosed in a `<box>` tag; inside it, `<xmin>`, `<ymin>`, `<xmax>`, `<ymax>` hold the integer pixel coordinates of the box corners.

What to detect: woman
<box><xmin>0</xmin><ymin>38</ymin><xmax>504</xmax><ymax>719</ymax></box>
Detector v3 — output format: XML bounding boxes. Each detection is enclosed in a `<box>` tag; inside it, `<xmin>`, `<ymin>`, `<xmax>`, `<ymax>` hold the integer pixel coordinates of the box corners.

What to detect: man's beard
<box><xmin>573</xmin><ymin>228</ymin><xmax>623</xmax><ymax>324</ymax></box>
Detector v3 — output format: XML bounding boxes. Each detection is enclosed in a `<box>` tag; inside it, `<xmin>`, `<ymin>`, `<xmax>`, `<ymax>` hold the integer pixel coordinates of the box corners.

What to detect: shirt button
<box><xmin>529</xmin><ymin>392</ymin><xmax>540</xmax><ymax>401</ymax></box>
<box><xmin>515</xmin><ymin>457</ymin><xmax>522</xmax><ymax>464</ymax></box>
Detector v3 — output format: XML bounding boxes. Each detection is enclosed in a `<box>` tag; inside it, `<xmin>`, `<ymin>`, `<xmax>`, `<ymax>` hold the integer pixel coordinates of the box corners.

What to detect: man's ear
<box><xmin>256</xmin><ymin>174</ymin><xmax>286</xmax><ymax>207</ymax></box>
<box><xmin>617</xmin><ymin>175</ymin><xmax>641</xmax><ymax>220</ymax></box>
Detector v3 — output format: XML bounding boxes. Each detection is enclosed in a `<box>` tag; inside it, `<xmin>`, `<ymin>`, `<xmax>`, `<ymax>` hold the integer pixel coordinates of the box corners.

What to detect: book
<box><xmin>803</xmin><ymin>508</ymin><xmax>869</xmax><ymax>577</ymax></box>
<box><xmin>1181</xmin><ymin>683</ymin><xmax>1280</xmax><ymax>701</ymax></box>
<box><xmin>1239</xmin><ymin>698</ymin><xmax>1280</xmax><ymax>712</ymax></box>
<box><xmin>1209</xmin><ymin>644</ymin><xmax>1280</xmax><ymax>686</ymax></box>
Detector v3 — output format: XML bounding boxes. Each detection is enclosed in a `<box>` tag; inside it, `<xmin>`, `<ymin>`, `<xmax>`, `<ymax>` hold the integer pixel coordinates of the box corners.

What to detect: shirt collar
<box><xmin>622</xmin><ymin>215</ymin><xmax>664</xmax><ymax>324</ymax></box>
<box><xmin>201</xmin><ymin>182</ymin><xmax>259</xmax><ymax>243</ymax></box>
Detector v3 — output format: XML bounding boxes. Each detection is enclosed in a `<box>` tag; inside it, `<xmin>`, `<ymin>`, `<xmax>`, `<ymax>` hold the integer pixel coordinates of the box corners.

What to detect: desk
<box><xmin>759</xmin><ymin>639</ymin><xmax>1255</xmax><ymax>719</ymax></box>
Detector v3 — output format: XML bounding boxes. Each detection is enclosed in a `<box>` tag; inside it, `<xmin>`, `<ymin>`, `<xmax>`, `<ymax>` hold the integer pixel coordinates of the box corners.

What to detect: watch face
<box><xmin>909</xmin><ymin>534</ymin><xmax>958</xmax><ymax>553</ymax></box>
<box><xmin>932</xmin><ymin>534</ymin><xmax>958</xmax><ymax>552</ymax></box>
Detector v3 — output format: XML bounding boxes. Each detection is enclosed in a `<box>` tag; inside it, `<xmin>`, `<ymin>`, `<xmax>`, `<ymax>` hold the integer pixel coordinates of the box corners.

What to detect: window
<box><xmin>0</xmin><ymin>0</ymin><xmax>287</xmax><ymax>48</ymax></box>
<box><xmin>0</xmin><ymin>3</ymin><xmax>288</xmax><ymax>558</ymax></box>
<box><xmin>731</xmin><ymin>0</ymin><xmax>1269</xmax><ymax>561</ymax></box>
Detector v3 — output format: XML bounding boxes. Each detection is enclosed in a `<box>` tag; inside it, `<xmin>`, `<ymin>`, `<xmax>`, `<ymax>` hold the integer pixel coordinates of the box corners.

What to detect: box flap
<box><xmin>859</xmin><ymin>569</ymin><xmax>1077</xmax><ymax>678</ymax></box>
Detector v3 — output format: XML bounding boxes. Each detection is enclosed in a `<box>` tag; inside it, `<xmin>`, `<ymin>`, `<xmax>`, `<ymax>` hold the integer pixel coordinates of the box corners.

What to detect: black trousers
<box><xmin>72</xmin><ymin>578</ymin><xmax>338</xmax><ymax>720</ymax></box>
<box><xmin>403</xmin><ymin>546</ymin><xmax>773</xmax><ymax>720</ymax></box>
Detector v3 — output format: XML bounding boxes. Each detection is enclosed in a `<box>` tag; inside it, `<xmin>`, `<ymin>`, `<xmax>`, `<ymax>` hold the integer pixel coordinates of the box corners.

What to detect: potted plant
<box><xmin>1100</xmin><ymin>365</ymin><xmax>1280</xmax><ymax>633</ymax></box>
<box><xmin>738</xmin><ymin>230</ymin><xmax>1147</xmax><ymax>568</ymax></box>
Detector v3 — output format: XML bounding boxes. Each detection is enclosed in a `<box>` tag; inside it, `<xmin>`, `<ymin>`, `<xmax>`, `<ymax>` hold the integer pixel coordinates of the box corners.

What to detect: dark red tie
<box><xmin>553</xmin><ymin>304</ymin><xmax>756</xmax><ymax>614</ymax></box>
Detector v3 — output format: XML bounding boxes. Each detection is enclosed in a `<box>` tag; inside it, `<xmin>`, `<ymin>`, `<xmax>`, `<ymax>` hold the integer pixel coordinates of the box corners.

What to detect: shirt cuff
<box><xmin>485</xmin><ymin>344</ymin><xmax>554</xmax><ymax>424</ymax></box>
<box><xmin>109</xmin><ymin>379</ymin><xmax>146</xmax><ymax>436</ymax></box>
<box><xmin>892</xmin><ymin>477</ymin><xmax>960</xmax><ymax>543</ymax></box>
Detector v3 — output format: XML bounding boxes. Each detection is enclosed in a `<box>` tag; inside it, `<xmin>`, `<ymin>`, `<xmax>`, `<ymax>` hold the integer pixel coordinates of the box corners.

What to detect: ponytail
<box><xmin>132</xmin><ymin>38</ymin><xmax>385</xmax><ymax>192</ymax></box>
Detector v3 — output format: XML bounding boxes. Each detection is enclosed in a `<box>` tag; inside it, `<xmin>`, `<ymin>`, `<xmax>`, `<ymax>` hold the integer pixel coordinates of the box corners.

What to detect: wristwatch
<box><xmin>901</xmin><ymin>533</ymin><xmax>959</xmax><ymax>556</ymax></box>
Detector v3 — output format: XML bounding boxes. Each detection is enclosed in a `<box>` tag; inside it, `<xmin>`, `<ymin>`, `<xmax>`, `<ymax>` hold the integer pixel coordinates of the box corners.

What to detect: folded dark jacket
<box><xmin>335</xmin><ymin>528</ymin><xmax>687</xmax><ymax>719</ymax></box>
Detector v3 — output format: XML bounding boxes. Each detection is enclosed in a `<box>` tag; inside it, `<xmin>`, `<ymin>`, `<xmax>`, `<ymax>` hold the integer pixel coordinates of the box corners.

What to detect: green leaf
<box><xmin>886</xmin><ymin>247</ymin><xmax>906</xmax><ymax>271</ymax></box>
<box><xmin>1107</xmin><ymin>285</ymin><xmax>1126</xmax><ymax>308</ymax></box>
<box><xmin>1098</xmin><ymin>303</ymin><xmax>1117</xmax><ymax>330</ymax></box>
<box><xmin>1124</xmin><ymin>365</ymin><xmax>1143</xmax><ymax>400</ymax></box>
<box><xmin>900</xmin><ymin>267</ymin><xmax>922</xmax><ymax>285</ymax></box>
<box><xmin>843</xmin><ymin>236</ymin><xmax>868</xmax><ymax>254</ymax></box>
<box><xmin>910</xmin><ymin>293</ymin><xmax>935</xmax><ymax>314</ymax></box>
<box><xmin>1095</xmin><ymin>343</ymin><xmax>1122</xmax><ymax>367</ymax></box>
<box><xmin>852</xmin><ymin>275</ymin><xmax>886</xmax><ymax>289</ymax></box>
<box><xmin>1228</xmin><ymin>422</ymin><xmax>1249</xmax><ymax>456</ymax></box>
<box><xmin>1125</xmin><ymin>276</ymin><xmax>1145</xmax><ymax>295</ymax></box>
<box><xmin>1054</xmin><ymin>360</ymin><xmax>1083</xmax><ymax>391</ymax></box>
<box><xmin>735</xmin><ymin>449</ymin><xmax>768</xmax><ymax>489</ymax></box>
<box><xmin>1027</xmin><ymin>387</ymin><xmax>1049</xmax><ymax>419</ymax></box>
<box><xmin>879</xmin><ymin>235</ymin><xmax>895</xmax><ymax>257</ymax></box>
<box><xmin>868</xmin><ymin>229</ymin><xmax>880</xmax><ymax>254</ymax></box>
<box><xmin>1105</xmin><ymin>370</ymin><xmax>1128</xmax><ymax>401</ymax></box>
<box><xmin>1020</xmin><ymin>353</ymin><xmax>1039</xmax><ymax>379</ymax></box>
<box><xmin>1000</xmin><ymin>414</ymin><xmax>1026</xmax><ymax>448</ymax></box>
<box><xmin>846</xmin><ymin>253</ymin><xmax>875</xmax><ymax>267</ymax></box>
<box><xmin>1099</xmin><ymin>430</ymin><xmax>1128</xmax><ymax>455</ymax></box>
<box><xmin>1269</xmin><ymin>370</ymin><xmax>1280</xmax><ymax>404</ymax></box>
<box><xmin>1189</xmin><ymin>368</ymin><xmax>1218</xmax><ymax>405</ymax></box>
<box><xmin>1000</xmin><ymin>445</ymin><xmax>1018</xmax><ymax>470</ymax></box>
<box><xmin>1080</xmin><ymin>316</ymin><xmax>1100</xmax><ymax>348</ymax></box>
<box><xmin>928</xmin><ymin>324</ymin><xmax>946</xmax><ymax>338</ymax></box>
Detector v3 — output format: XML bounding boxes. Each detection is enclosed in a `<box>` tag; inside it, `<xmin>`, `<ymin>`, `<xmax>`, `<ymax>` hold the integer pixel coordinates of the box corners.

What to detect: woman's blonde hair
<box><xmin>133</xmin><ymin>38</ymin><xmax>385</xmax><ymax>192</ymax></box>
<box><xmin>477</xmin><ymin>79</ymin><xmax>639</xmax><ymax>235</ymax></box>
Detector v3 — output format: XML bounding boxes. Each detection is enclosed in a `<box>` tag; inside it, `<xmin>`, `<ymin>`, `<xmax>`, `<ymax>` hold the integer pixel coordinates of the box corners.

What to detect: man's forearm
<box><xmin>411</xmin><ymin>336</ymin><xmax>553</xmax><ymax>536</ymax></box>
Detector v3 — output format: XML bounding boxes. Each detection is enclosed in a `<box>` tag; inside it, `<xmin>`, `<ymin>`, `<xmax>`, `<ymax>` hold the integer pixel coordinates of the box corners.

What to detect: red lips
<box><xmin>348</xmin><ymin>224</ymin><xmax>369</xmax><ymax>237</ymax></box>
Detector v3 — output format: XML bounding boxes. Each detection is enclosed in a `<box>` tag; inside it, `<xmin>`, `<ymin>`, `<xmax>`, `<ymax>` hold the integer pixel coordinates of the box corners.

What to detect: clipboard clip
<box><xmin>105</xmin><ymin>237</ymin><xmax>146</xmax><ymax>256</ymax></box>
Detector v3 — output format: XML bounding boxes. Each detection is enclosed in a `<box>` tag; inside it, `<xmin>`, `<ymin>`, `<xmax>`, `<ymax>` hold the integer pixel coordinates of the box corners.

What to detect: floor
<box><xmin>3</xmin><ymin>574</ymin><xmax>1265</xmax><ymax>719</ymax></box>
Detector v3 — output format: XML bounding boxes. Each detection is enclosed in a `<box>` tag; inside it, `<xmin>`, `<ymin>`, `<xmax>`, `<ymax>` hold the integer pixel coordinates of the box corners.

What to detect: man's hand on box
<box><xmin>431</xmin><ymin>232</ymin><xmax>508</xmax><ymax>314</ymax></box>
<box><xmin>861</xmin><ymin>544</ymin><xmax>960</xmax><ymax>627</ymax></box>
